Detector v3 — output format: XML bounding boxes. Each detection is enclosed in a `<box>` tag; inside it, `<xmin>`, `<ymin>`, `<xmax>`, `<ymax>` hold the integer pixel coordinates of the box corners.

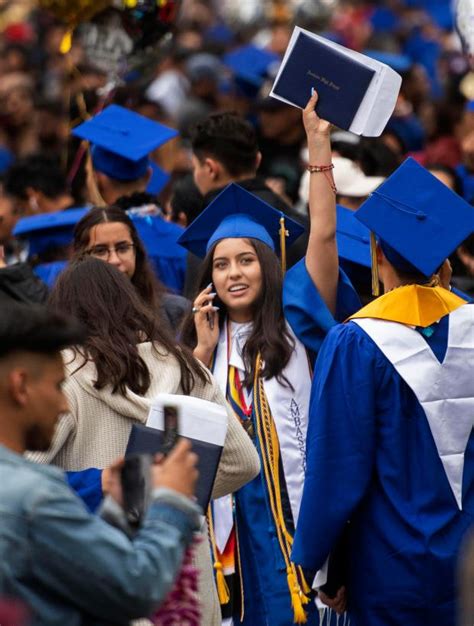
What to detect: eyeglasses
<box><xmin>86</xmin><ymin>242</ymin><xmax>135</xmax><ymax>261</ymax></box>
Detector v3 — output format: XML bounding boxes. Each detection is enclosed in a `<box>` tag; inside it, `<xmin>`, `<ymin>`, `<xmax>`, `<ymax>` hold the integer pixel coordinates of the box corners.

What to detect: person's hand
<box><xmin>192</xmin><ymin>283</ymin><xmax>220</xmax><ymax>366</ymax></box>
<box><xmin>318</xmin><ymin>586</ymin><xmax>347</xmax><ymax>615</ymax></box>
<box><xmin>102</xmin><ymin>458</ymin><xmax>125</xmax><ymax>506</ymax></box>
<box><xmin>303</xmin><ymin>89</ymin><xmax>331</xmax><ymax>141</ymax></box>
<box><xmin>0</xmin><ymin>246</ymin><xmax>7</xmax><ymax>269</ymax></box>
<box><xmin>151</xmin><ymin>439</ymin><xmax>199</xmax><ymax>499</ymax></box>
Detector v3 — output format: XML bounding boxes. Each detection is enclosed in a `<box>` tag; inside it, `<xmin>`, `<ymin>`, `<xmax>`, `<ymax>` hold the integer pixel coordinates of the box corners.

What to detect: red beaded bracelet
<box><xmin>306</xmin><ymin>163</ymin><xmax>334</xmax><ymax>173</ymax></box>
<box><xmin>306</xmin><ymin>163</ymin><xmax>337</xmax><ymax>193</ymax></box>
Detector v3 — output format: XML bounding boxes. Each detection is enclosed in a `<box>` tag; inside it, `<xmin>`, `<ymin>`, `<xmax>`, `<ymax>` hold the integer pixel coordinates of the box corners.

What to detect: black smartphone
<box><xmin>162</xmin><ymin>404</ymin><xmax>180</xmax><ymax>455</ymax></box>
<box><xmin>120</xmin><ymin>454</ymin><xmax>152</xmax><ymax>529</ymax></box>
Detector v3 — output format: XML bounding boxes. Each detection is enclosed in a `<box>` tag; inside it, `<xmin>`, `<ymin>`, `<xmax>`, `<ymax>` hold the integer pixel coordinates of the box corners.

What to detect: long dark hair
<box><xmin>49</xmin><ymin>257</ymin><xmax>208</xmax><ymax>395</ymax></box>
<box><xmin>181</xmin><ymin>238</ymin><xmax>295</xmax><ymax>387</ymax></box>
<box><xmin>73</xmin><ymin>206</ymin><xmax>165</xmax><ymax>307</ymax></box>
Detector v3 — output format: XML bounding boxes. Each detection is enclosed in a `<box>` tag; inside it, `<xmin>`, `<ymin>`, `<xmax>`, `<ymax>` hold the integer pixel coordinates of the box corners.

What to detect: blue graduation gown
<box><xmin>231</xmin><ymin>261</ymin><xmax>360</xmax><ymax>626</ymax></box>
<box><xmin>234</xmin><ymin>457</ymin><xmax>320</xmax><ymax>625</ymax></box>
<box><xmin>129</xmin><ymin>213</ymin><xmax>187</xmax><ymax>294</ymax></box>
<box><xmin>283</xmin><ymin>259</ymin><xmax>361</xmax><ymax>356</ymax></box>
<box><xmin>66</xmin><ymin>469</ymin><xmax>103</xmax><ymax>513</ymax></box>
<box><xmin>292</xmin><ymin>315</ymin><xmax>474</xmax><ymax>626</ymax></box>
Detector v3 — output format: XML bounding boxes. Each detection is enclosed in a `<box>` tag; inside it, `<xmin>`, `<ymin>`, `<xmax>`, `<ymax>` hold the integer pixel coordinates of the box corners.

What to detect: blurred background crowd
<box><xmin>0</xmin><ymin>0</ymin><xmax>473</xmax><ymax>295</ymax></box>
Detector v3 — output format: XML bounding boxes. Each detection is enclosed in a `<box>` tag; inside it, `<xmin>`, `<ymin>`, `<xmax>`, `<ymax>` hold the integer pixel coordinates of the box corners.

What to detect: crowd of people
<box><xmin>0</xmin><ymin>0</ymin><xmax>473</xmax><ymax>625</ymax></box>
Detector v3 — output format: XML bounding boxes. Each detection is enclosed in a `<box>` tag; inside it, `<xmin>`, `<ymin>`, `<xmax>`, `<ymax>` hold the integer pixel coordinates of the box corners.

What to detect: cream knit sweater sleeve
<box><xmin>205</xmin><ymin>380</ymin><xmax>260</xmax><ymax>499</ymax></box>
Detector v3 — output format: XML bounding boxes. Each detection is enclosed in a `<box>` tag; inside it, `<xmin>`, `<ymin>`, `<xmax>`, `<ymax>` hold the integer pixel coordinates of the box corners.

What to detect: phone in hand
<box><xmin>162</xmin><ymin>404</ymin><xmax>180</xmax><ymax>455</ymax></box>
<box><xmin>121</xmin><ymin>454</ymin><xmax>152</xmax><ymax>529</ymax></box>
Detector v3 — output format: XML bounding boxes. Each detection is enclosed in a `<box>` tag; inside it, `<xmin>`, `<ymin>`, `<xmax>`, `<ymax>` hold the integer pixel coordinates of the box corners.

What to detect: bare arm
<box><xmin>304</xmin><ymin>90</ymin><xmax>339</xmax><ymax>315</ymax></box>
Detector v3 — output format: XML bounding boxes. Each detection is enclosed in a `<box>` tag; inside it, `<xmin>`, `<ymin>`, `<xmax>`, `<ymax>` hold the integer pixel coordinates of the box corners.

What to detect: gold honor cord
<box><xmin>253</xmin><ymin>355</ymin><xmax>310</xmax><ymax>624</ymax></box>
<box><xmin>370</xmin><ymin>231</ymin><xmax>380</xmax><ymax>297</ymax></box>
<box><xmin>279</xmin><ymin>215</ymin><xmax>289</xmax><ymax>275</ymax></box>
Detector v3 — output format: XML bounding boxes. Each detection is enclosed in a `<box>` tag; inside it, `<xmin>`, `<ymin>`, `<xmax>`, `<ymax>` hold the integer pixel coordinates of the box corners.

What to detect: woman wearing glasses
<box><xmin>73</xmin><ymin>206</ymin><xmax>190</xmax><ymax>331</ymax></box>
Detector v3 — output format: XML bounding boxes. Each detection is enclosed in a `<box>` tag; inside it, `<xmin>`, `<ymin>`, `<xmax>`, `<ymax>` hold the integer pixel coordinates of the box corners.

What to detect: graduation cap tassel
<box><xmin>279</xmin><ymin>215</ymin><xmax>289</xmax><ymax>274</ymax></box>
<box><xmin>370</xmin><ymin>232</ymin><xmax>380</xmax><ymax>297</ymax></box>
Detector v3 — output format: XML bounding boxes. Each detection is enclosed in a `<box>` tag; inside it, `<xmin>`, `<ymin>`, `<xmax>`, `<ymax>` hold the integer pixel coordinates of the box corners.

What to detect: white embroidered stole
<box><xmin>212</xmin><ymin>319</ymin><xmax>312</xmax><ymax>552</ymax></box>
<box><xmin>353</xmin><ymin>305</ymin><xmax>474</xmax><ymax>510</ymax></box>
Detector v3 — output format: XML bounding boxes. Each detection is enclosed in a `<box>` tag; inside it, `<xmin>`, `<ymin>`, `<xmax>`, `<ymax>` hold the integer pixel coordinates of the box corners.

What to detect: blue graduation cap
<box><xmin>355</xmin><ymin>157</ymin><xmax>474</xmax><ymax>278</ymax></box>
<box><xmin>72</xmin><ymin>105</ymin><xmax>178</xmax><ymax>182</ymax></box>
<box><xmin>224</xmin><ymin>45</ymin><xmax>280</xmax><ymax>94</ymax></box>
<box><xmin>363</xmin><ymin>50</ymin><xmax>412</xmax><ymax>74</ymax></box>
<box><xmin>146</xmin><ymin>162</ymin><xmax>171</xmax><ymax>196</ymax></box>
<box><xmin>336</xmin><ymin>204</ymin><xmax>371</xmax><ymax>268</ymax></box>
<box><xmin>178</xmin><ymin>183</ymin><xmax>304</xmax><ymax>259</ymax></box>
<box><xmin>13</xmin><ymin>207</ymin><xmax>88</xmax><ymax>257</ymax></box>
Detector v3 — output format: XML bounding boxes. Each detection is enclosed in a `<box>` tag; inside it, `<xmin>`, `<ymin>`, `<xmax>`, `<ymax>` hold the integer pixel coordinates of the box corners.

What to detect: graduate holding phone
<box><xmin>178</xmin><ymin>92</ymin><xmax>361</xmax><ymax>626</ymax></box>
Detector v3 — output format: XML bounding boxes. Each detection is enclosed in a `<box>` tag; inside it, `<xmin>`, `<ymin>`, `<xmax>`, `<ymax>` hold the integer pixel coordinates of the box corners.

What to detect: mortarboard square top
<box><xmin>355</xmin><ymin>157</ymin><xmax>474</xmax><ymax>277</ymax></box>
<box><xmin>224</xmin><ymin>45</ymin><xmax>280</xmax><ymax>88</ymax></box>
<box><xmin>13</xmin><ymin>207</ymin><xmax>88</xmax><ymax>256</ymax></box>
<box><xmin>178</xmin><ymin>183</ymin><xmax>305</xmax><ymax>258</ymax></box>
<box><xmin>72</xmin><ymin>105</ymin><xmax>178</xmax><ymax>181</ymax></box>
<box><xmin>336</xmin><ymin>204</ymin><xmax>371</xmax><ymax>268</ymax></box>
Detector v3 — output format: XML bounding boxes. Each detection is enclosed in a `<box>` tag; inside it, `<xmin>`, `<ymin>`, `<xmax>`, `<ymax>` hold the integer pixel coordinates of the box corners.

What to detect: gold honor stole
<box><xmin>348</xmin><ymin>285</ymin><xmax>466</xmax><ymax>327</ymax></box>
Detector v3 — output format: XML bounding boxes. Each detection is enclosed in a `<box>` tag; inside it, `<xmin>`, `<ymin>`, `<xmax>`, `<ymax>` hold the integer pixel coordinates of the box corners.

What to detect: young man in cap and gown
<box><xmin>292</xmin><ymin>156</ymin><xmax>474</xmax><ymax>626</ymax></box>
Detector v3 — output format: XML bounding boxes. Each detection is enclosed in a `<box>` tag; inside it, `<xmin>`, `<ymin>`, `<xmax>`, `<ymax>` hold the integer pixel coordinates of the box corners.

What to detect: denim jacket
<box><xmin>0</xmin><ymin>445</ymin><xmax>201</xmax><ymax>625</ymax></box>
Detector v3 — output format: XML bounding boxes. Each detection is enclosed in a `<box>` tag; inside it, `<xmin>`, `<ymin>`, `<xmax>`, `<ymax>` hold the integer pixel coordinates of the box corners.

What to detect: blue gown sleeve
<box><xmin>283</xmin><ymin>258</ymin><xmax>361</xmax><ymax>354</ymax></box>
<box><xmin>66</xmin><ymin>469</ymin><xmax>103</xmax><ymax>513</ymax></box>
<box><xmin>291</xmin><ymin>323</ymin><xmax>377</xmax><ymax>571</ymax></box>
<box><xmin>451</xmin><ymin>286</ymin><xmax>473</xmax><ymax>303</ymax></box>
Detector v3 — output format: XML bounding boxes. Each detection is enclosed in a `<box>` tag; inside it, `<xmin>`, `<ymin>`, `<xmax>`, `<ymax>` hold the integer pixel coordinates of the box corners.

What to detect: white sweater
<box><xmin>32</xmin><ymin>342</ymin><xmax>260</xmax><ymax>625</ymax></box>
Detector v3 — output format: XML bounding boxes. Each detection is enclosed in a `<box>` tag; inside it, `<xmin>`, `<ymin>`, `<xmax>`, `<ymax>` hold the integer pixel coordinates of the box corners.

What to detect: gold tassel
<box><xmin>85</xmin><ymin>144</ymin><xmax>106</xmax><ymax>206</ymax></box>
<box><xmin>213</xmin><ymin>561</ymin><xmax>230</xmax><ymax>605</ymax></box>
<box><xmin>298</xmin><ymin>566</ymin><xmax>312</xmax><ymax>596</ymax></box>
<box><xmin>287</xmin><ymin>567</ymin><xmax>308</xmax><ymax>624</ymax></box>
<box><xmin>279</xmin><ymin>215</ymin><xmax>289</xmax><ymax>275</ymax></box>
<box><xmin>370</xmin><ymin>232</ymin><xmax>380</xmax><ymax>297</ymax></box>
<box><xmin>60</xmin><ymin>30</ymin><xmax>73</xmax><ymax>54</ymax></box>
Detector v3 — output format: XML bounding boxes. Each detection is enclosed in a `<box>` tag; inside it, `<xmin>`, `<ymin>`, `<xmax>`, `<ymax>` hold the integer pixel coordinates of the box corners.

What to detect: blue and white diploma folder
<box><xmin>133</xmin><ymin>393</ymin><xmax>229</xmax><ymax>510</ymax></box>
<box><xmin>270</xmin><ymin>26</ymin><xmax>402</xmax><ymax>137</ymax></box>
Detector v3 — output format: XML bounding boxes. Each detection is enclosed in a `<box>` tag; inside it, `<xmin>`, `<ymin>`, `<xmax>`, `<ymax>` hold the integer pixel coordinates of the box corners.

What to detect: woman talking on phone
<box><xmin>179</xmin><ymin>92</ymin><xmax>358</xmax><ymax>626</ymax></box>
